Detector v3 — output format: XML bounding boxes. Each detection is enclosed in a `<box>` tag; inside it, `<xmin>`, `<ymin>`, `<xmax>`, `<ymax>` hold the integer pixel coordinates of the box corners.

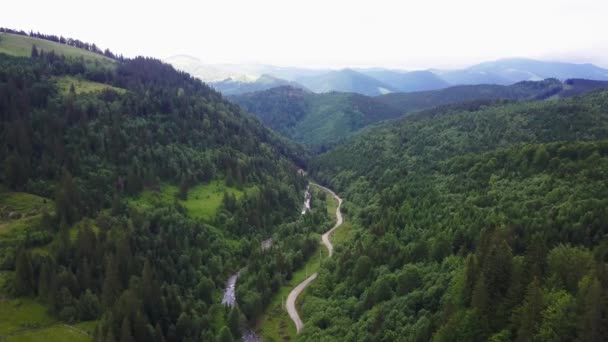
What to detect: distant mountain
<box><xmin>294</xmin><ymin>69</ymin><xmax>397</xmax><ymax>96</ymax></box>
<box><xmin>437</xmin><ymin>58</ymin><xmax>608</xmax><ymax>85</ymax></box>
<box><xmin>230</xmin><ymin>65</ymin><xmax>330</xmax><ymax>82</ymax></box>
<box><xmin>210</xmin><ymin>74</ymin><xmax>307</xmax><ymax>95</ymax></box>
<box><xmin>376</xmin><ymin>78</ymin><xmax>608</xmax><ymax>114</ymax></box>
<box><xmin>165</xmin><ymin>56</ymin><xmax>608</xmax><ymax>96</ymax></box>
<box><xmin>357</xmin><ymin>69</ymin><xmax>450</xmax><ymax>92</ymax></box>
<box><xmin>376</xmin><ymin>79</ymin><xmax>564</xmax><ymax>113</ymax></box>
<box><xmin>230</xmin><ymin>86</ymin><xmax>402</xmax><ymax>148</ymax></box>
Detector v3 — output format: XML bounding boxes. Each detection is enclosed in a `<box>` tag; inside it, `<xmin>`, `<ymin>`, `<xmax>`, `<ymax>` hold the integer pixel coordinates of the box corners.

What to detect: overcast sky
<box><xmin>2</xmin><ymin>0</ymin><xmax>607</xmax><ymax>69</ymax></box>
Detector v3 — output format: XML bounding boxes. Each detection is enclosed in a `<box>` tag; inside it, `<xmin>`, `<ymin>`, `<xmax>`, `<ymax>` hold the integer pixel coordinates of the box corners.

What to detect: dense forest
<box><xmin>0</xmin><ymin>34</ymin><xmax>312</xmax><ymax>342</ymax></box>
<box><xmin>230</xmin><ymin>86</ymin><xmax>402</xmax><ymax>151</ymax></box>
<box><xmin>303</xmin><ymin>92</ymin><xmax>608</xmax><ymax>341</ymax></box>
<box><xmin>236</xmin><ymin>189</ymin><xmax>335</xmax><ymax>323</ymax></box>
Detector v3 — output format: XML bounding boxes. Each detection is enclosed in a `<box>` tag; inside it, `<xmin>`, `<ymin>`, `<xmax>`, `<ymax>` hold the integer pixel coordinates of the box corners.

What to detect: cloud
<box><xmin>1</xmin><ymin>0</ymin><xmax>606</xmax><ymax>68</ymax></box>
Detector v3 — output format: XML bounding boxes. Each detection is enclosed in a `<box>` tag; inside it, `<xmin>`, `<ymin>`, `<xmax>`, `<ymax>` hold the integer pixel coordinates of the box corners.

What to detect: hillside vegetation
<box><xmin>231</xmin><ymin>86</ymin><xmax>402</xmax><ymax>149</ymax></box>
<box><xmin>231</xmin><ymin>79</ymin><xmax>608</xmax><ymax>150</ymax></box>
<box><xmin>0</xmin><ymin>37</ymin><xmax>311</xmax><ymax>341</ymax></box>
<box><xmin>303</xmin><ymin>91</ymin><xmax>608</xmax><ymax>341</ymax></box>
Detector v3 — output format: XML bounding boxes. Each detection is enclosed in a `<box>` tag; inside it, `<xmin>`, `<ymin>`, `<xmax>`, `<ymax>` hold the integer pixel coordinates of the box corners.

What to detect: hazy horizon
<box><xmin>3</xmin><ymin>0</ymin><xmax>608</xmax><ymax>69</ymax></box>
<box><xmin>164</xmin><ymin>54</ymin><xmax>608</xmax><ymax>72</ymax></box>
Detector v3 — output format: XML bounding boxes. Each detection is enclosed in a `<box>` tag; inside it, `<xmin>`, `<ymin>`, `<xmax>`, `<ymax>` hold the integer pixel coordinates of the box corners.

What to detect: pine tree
<box><xmin>176</xmin><ymin>312</ymin><xmax>193</xmax><ymax>339</ymax></box>
<box><xmin>105</xmin><ymin>328</ymin><xmax>117</xmax><ymax>342</ymax></box>
<box><xmin>154</xmin><ymin>322</ymin><xmax>166</xmax><ymax>342</ymax></box>
<box><xmin>102</xmin><ymin>255</ymin><xmax>122</xmax><ymax>308</ymax></box>
<box><xmin>37</xmin><ymin>259</ymin><xmax>52</xmax><ymax>299</ymax></box>
<box><xmin>577</xmin><ymin>277</ymin><xmax>603</xmax><ymax>342</ymax></box>
<box><xmin>218</xmin><ymin>326</ymin><xmax>234</xmax><ymax>342</ymax></box>
<box><xmin>516</xmin><ymin>278</ymin><xmax>545</xmax><ymax>342</ymax></box>
<box><xmin>462</xmin><ymin>254</ymin><xmax>478</xmax><ymax>305</ymax></box>
<box><xmin>228</xmin><ymin>306</ymin><xmax>242</xmax><ymax>339</ymax></box>
<box><xmin>471</xmin><ymin>274</ymin><xmax>488</xmax><ymax>313</ymax></box>
<box><xmin>30</xmin><ymin>44</ymin><xmax>39</xmax><ymax>58</ymax></box>
<box><xmin>120</xmin><ymin>316</ymin><xmax>134</xmax><ymax>342</ymax></box>
<box><xmin>14</xmin><ymin>249</ymin><xmax>34</xmax><ymax>295</ymax></box>
<box><xmin>524</xmin><ymin>234</ymin><xmax>547</xmax><ymax>283</ymax></box>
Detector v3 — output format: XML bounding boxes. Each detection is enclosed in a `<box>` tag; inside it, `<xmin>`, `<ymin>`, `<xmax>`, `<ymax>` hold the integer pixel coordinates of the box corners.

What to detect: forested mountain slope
<box><xmin>302</xmin><ymin>92</ymin><xmax>608</xmax><ymax>341</ymax></box>
<box><xmin>0</xmin><ymin>34</ymin><xmax>311</xmax><ymax>342</ymax></box>
<box><xmin>295</xmin><ymin>69</ymin><xmax>396</xmax><ymax>96</ymax></box>
<box><xmin>230</xmin><ymin>86</ymin><xmax>402</xmax><ymax>150</ymax></box>
<box><xmin>210</xmin><ymin>74</ymin><xmax>307</xmax><ymax>95</ymax></box>
<box><xmin>375</xmin><ymin>78</ymin><xmax>608</xmax><ymax>113</ymax></box>
<box><xmin>232</xmin><ymin>79</ymin><xmax>608</xmax><ymax>151</ymax></box>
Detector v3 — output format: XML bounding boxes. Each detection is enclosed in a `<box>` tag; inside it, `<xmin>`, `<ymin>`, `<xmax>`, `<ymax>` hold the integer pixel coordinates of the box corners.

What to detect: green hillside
<box><xmin>231</xmin><ymin>86</ymin><xmax>402</xmax><ymax>149</ymax></box>
<box><xmin>232</xmin><ymin>79</ymin><xmax>608</xmax><ymax>151</ymax></box>
<box><xmin>0</xmin><ymin>33</ymin><xmax>115</xmax><ymax>69</ymax></box>
<box><xmin>376</xmin><ymin>78</ymin><xmax>608</xmax><ymax>114</ymax></box>
<box><xmin>303</xmin><ymin>91</ymin><xmax>608</xmax><ymax>341</ymax></box>
<box><xmin>0</xmin><ymin>39</ymin><xmax>310</xmax><ymax>342</ymax></box>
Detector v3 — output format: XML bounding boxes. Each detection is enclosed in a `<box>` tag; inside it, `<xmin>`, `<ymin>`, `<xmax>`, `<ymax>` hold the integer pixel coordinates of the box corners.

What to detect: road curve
<box><xmin>286</xmin><ymin>183</ymin><xmax>343</xmax><ymax>333</ymax></box>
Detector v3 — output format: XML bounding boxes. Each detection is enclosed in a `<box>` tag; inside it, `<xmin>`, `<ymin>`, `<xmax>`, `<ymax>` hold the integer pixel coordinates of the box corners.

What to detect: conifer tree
<box><xmin>577</xmin><ymin>277</ymin><xmax>604</xmax><ymax>342</ymax></box>
<box><xmin>14</xmin><ymin>249</ymin><xmax>34</xmax><ymax>295</ymax></box>
<box><xmin>516</xmin><ymin>278</ymin><xmax>544</xmax><ymax>341</ymax></box>
<box><xmin>102</xmin><ymin>255</ymin><xmax>122</xmax><ymax>308</ymax></box>
<box><xmin>30</xmin><ymin>44</ymin><xmax>39</xmax><ymax>58</ymax></box>
<box><xmin>228</xmin><ymin>306</ymin><xmax>242</xmax><ymax>339</ymax></box>
<box><xmin>120</xmin><ymin>316</ymin><xmax>134</xmax><ymax>342</ymax></box>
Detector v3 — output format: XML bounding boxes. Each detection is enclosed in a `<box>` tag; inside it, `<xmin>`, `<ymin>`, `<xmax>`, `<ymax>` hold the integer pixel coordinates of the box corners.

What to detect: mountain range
<box><xmin>230</xmin><ymin>78</ymin><xmax>608</xmax><ymax>149</ymax></box>
<box><xmin>165</xmin><ymin>55</ymin><xmax>608</xmax><ymax>96</ymax></box>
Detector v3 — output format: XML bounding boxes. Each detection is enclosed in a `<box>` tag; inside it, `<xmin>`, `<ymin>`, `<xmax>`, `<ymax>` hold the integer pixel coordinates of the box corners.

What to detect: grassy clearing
<box><xmin>56</xmin><ymin>76</ymin><xmax>125</xmax><ymax>95</ymax></box>
<box><xmin>72</xmin><ymin>320</ymin><xmax>98</xmax><ymax>335</ymax></box>
<box><xmin>131</xmin><ymin>180</ymin><xmax>245</xmax><ymax>221</ymax></box>
<box><xmin>0</xmin><ymin>191</ymin><xmax>53</xmax><ymax>214</ymax></box>
<box><xmin>182</xmin><ymin>181</ymin><xmax>244</xmax><ymax>220</ymax></box>
<box><xmin>0</xmin><ymin>190</ymin><xmax>53</xmax><ymax>236</ymax></box>
<box><xmin>0</xmin><ymin>297</ymin><xmax>94</xmax><ymax>341</ymax></box>
<box><xmin>0</xmin><ymin>33</ymin><xmax>115</xmax><ymax>69</ymax></box>
<box><xmin>330</xmin><ymin>218</ymin><xmax>353</xmax><ymax>247</ymax></box>
<box><xmin>0</xmin><ymin>298</ymin><xmax>56</xmax><ymax>336</ymax></box>
<box><xmin>5</xmin><ymin>325</ymin><xmax>91</xmax><ymax>342</ymax></box>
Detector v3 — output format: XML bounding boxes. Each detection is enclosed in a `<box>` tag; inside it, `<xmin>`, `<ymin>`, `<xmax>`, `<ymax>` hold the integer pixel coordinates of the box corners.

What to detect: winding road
<box><xmin>286</xmin><ymin>183</ymin><xmax>343</xmax><ymax>333</ymax></box>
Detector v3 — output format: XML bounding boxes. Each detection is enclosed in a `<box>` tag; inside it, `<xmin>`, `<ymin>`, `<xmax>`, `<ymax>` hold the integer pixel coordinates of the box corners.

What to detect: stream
<box><xmin>301</xmin><ymin>184</ymin><xmax>311</xmax><ymax>215</ymax></box>
<box><xmin>221</xmin><ymin>271</ymin><xmax>260</xmax><ymax>342</ymax></box>
<box><xmin>221</xmin><ymin>184</ymin><xmax>311</xmax><ymax>341</ymax></box>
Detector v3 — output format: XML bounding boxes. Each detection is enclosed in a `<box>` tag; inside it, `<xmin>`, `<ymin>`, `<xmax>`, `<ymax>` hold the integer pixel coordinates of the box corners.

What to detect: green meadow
<box><xmin>131</xmin><ymin>180</ymin><xmax>245</xmax><ymax>221</ymax></box>
<box><xmin>0</xmin><ymin>190</ymin><xmax>53</xmax><ymax>235</ymax></box>
<box><xmin>0</xmin><ymin>33</ymin><xmax>115</xmax><ymax>69</ymax></box>
<box><xmin>55</xmin><ymin>76</ymin><xmax>126</xmax><ymax>95</ymax></box>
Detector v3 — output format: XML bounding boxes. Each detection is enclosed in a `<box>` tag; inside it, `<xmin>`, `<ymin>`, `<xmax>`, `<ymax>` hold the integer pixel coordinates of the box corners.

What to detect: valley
<box><xmin>1</xmin><ymin>19</ymin><xmax>608</xmax><ymax>342</ymax></box>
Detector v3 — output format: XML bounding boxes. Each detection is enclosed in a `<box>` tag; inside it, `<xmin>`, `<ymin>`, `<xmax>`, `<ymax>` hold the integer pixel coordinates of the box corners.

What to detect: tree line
<box><xmin>0</xmin><ymin>27</ymin><xmax>122</xmax><ymax>60</ymax></box>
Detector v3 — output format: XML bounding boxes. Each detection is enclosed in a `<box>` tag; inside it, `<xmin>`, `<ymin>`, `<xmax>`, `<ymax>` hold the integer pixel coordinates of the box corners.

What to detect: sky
<box><xmin>2</xmin><ymin>0</ymin><xmax>608</xmax><ymax>69</ymax></box>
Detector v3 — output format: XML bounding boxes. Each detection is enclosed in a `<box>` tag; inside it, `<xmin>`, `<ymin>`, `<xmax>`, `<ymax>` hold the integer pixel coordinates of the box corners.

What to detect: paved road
<box><xmin>286</xmin><ymin>183</ymin><xmax>343</xmax><ymax>333</ymax></box>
